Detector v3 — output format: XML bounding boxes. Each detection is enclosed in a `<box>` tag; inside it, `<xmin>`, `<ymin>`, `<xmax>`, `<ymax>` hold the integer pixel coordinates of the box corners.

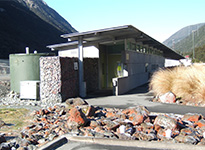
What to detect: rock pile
<box><xmin>0</xmin><ymin>91</ymin><xmax>62</xmax><ymax>108</ymax></box>
<box><xmin>5</xmin><ymin>98</ymin><xmax>203</xmax><ymax>149</ymax></box>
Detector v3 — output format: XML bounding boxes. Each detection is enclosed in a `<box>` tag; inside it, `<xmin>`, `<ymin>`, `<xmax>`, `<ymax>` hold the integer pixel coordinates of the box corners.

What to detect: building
<box><xmin>47</xmin><ymin>25</ymin><xmax>183</xmax><ymax>97</ymax></box>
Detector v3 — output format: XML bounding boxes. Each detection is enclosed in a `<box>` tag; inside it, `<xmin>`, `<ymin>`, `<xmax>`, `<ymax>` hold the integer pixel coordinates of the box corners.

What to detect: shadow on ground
<box><xmin>86</xmin><ymin>83</ymin><xmax>151</xmax><ymax>99</ymax></box>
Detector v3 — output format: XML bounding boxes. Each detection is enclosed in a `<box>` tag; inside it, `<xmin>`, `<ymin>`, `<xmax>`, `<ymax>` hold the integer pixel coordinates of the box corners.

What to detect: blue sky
<box><xmin>44</xmin><ymin>0</ymin><xmax>205</xmax><ymax>42</ymax></box>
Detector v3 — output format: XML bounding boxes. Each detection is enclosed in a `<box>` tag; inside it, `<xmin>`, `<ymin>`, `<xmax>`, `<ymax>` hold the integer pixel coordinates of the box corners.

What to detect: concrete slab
<box><xmin>47</xmin><ymin>135</ymin><xmax>205</xmax><ymax>150</ymax></box>
<box><xmin>85</xmin><ymin>84</ymin><xmax>205</xmax><ymax>116</ymax></box>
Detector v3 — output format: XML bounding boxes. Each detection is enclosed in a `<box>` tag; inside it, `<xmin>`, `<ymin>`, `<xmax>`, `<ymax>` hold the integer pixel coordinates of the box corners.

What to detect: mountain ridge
<box><xmin>163</xmin><ymin>23</ymin><xmax>205</xmax><ymax>49</ymax></box>
<box><xmin>174</xmin><ymin>24</ymin><xmax>205</xmax><ymax>54</ymax></box>
<box><xmin>0</xmin><ymin>0</ymin><xmax>76</xmax><ymax>59</ymax></box>
<box><xmin>16</xmin><ymin>0</ymin><xmax>76</xmax><ymax>33</ymax></box>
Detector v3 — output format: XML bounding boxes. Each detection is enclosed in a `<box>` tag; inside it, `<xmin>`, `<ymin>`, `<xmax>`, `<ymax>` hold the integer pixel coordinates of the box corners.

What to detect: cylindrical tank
<box><xmin>9</xmin><ymin>53</ymin><xmax>54</xmax><ymax>93</ymax></box>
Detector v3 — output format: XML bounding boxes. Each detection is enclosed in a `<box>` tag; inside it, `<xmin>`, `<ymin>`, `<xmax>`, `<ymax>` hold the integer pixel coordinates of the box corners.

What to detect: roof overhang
<box><xmin>47</xmin><ymin>25</ymin><xmax>184</xmax><ymax>60</ymax></box>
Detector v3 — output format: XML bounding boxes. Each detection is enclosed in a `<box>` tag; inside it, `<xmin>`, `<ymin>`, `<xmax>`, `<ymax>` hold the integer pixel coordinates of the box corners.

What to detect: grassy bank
<box><xmin>0</xmin><ymin>108</ymin><xmax>32</xmax><ymax>133</ymax></box>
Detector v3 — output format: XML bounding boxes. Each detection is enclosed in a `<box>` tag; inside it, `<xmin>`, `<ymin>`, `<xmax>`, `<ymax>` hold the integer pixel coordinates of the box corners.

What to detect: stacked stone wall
<box><xmin>40</xmin><ymin>57</ymin><xmax>61</xmax><ymax>101</ymax></box>
<box><xmin>40</xmin><ymin>57</ymin><xmax>99</xmax><ymax>101</ymax></box>
<box><xmin>40</xmin><ymin>56</ymin><xmax>79</xmax><ymax>101</ymax></box>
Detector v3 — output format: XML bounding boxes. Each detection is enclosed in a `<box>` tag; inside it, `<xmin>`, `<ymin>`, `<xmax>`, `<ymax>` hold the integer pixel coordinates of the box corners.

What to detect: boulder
<box><xmin>182</xmin><ymin>113</ymin><xmax>202</xmax><ymax>122</ymax></box>
<box><xmin>175</xmin><ymin>134</ymin><xmax>198</xmax><ymax>144</ymax></box>
<box><xmin>65</xmin><ymin>97</ymin><xmax>88</xmax><ymax>109</ymax></box>
<box><xmin>195</xmin><ymin>119</ymin><xmax>205</xmax><ymax>128</ymax></box>
<box><xmin>159</xmin><ymin>92</ymin><xmax>176</xmax><ymax>103</ymax></box>
<box><xmin>67</xmin><ymin>107</ymin><xmax>88</xmax><ymax>128</ymax></box>
<box><xmin>154</xmin><ymin>115</ymin><xmax>178</xmax><ymax>130</ymax></box>
<box><xmin>122</xmin><ymin>106</ymin><xmax>149</xmax><ymax>125</ymax></box>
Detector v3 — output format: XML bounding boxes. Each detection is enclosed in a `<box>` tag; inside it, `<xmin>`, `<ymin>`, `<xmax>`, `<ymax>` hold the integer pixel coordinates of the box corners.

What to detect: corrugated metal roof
<box><xmin>47</xmin><ymin>25</ymin><xmax>184</xmax><ymax>60</ymax></box>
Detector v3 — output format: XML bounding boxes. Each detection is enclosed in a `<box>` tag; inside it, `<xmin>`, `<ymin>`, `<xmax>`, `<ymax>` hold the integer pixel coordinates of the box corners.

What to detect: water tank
<box><xmin>9</xmin><ymin>53</ymin><xmax>54</xmax><ymax>93</ymax></box>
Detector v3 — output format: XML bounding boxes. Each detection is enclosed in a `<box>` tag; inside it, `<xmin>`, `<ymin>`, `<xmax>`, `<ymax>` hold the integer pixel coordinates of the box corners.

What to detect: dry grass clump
<box><xmin>0</xmin><ymin>108</ymin><xmax>32</xmax><ymax>133</ymax></box>
<box><xmin>149</xmin><ymin>63</ymin><xmax>205</xmax><ymax>104</ymax></box>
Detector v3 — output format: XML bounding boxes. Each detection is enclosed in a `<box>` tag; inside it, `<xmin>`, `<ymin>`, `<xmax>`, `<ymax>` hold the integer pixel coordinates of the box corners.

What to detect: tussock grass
<box><xmin>149</xmin><ymin>64</ymin><xmax>205</xmax><ymax>103</ymax></box>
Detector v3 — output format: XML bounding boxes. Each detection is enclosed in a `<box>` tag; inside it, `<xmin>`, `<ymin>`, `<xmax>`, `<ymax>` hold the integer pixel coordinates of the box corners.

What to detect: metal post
<box><xmin>192</xmin><ymin>30</ymin><xmax>196</xmax><ymax>60</ymax></box>
<box><xmin>78</xmin><ymin>36</ymin><xmax>85</xmax><ymax>97</ymax></box>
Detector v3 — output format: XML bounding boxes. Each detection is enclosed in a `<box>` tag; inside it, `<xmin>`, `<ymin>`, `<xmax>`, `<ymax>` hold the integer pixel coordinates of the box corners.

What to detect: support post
<box><xmin>78</xmin><ymin>36</ymin><xmax>86</xmax><ymax>97</ymax></box>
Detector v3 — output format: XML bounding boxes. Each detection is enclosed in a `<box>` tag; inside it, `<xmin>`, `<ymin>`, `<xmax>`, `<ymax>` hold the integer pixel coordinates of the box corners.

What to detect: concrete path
<box><xmin>85</xmin><ymin>84</ymin><xmax>205</xmax><ymax>116</ymax></box>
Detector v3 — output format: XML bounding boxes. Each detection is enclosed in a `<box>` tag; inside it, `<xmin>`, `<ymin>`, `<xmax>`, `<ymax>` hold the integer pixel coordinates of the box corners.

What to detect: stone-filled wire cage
<box><xmin>40</xmin><ymin>56</ymin><xmax>99</xmax><ymax>101</ymax></box>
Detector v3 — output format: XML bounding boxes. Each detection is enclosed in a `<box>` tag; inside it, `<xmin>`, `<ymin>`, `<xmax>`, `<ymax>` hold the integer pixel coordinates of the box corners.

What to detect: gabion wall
<box><xmin>40</xmin><ymin>56</ymin><xmax>99</xmax><ymax>101</ymax></box>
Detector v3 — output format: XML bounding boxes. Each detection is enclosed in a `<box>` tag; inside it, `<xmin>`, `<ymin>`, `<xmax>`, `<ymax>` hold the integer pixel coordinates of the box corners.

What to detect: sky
<box><xmin>43</xmin><ymin>0</ymin><xmax>205</xmax><ymax>42</ymax></box>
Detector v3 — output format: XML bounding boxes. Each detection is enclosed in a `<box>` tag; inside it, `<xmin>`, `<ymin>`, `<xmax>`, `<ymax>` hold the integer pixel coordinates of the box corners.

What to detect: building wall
<box><xmin>123</xmin><ymin>51</ymin><xmax>164</xmax><ymax>74</ymax></box>
<box><xmin>114</xmin><ymin>51</ymin><xmax>165</xmax><ymax>95</ymax></box>
<box><xmin>58</xmin><ymin>46</ymin><xmax>99</xmax><ymax>58</ymax></box>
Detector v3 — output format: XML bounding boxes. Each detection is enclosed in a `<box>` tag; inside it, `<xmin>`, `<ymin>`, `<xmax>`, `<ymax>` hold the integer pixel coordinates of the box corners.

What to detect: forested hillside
<box><xmin>164</xmin><ymin>23</ymin><xmax>205</xmax><ymax>62</ymax></box>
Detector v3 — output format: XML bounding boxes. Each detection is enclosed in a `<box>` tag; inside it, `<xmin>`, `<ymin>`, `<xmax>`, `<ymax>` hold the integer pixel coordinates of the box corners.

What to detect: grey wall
<box><xmin>114</xmin><ymin>51</ymin><xmax>165</xmax><ymax>95</ymax></box>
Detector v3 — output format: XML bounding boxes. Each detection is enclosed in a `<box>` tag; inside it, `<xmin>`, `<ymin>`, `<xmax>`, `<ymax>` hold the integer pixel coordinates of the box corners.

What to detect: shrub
<box><xmin>149</xmin><ymin>64</ymin><xmax>205</xmax><ymax>103</ymax></box>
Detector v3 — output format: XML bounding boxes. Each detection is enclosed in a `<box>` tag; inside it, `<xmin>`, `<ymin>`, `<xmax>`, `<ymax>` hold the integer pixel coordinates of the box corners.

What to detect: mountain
<box><xmin>0</xmin><ymin>0</ymin><xmax>76</xmax><ymax>59</ymax></box>
<box><xmin>163</xmin><ymin>23</ymin><xmax>205</xmax><ymax>50</ymax></box>
<box><xmin>17</xmin><ymin>0</ymin><xmax>76</xmax><ymax>33</ymax></box>
<box><xmin>173</xmin><ymin>24</ymin><xmax>205</xmax><ymax>54</ymax></box>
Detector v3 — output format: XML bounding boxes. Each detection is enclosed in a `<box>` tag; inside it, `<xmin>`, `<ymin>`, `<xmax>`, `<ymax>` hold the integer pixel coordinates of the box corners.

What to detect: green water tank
<box><xmin>9</xmin><ymin>53</ymin><xmax>54</xmax><ymax>93</ymax></box>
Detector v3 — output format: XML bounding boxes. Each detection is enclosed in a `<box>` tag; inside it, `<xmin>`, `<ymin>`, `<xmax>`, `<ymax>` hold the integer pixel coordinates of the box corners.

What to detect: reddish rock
<box><xmin>199</xmin><ymin>138</ymin><xmax>205</xmax><ymax>145</ymax></box>
<box><xmin>159</xmin><ymin>92</ymin><xmax>176</xmax><ymax>103</ymax></box>
<box><xmin>157</xmin><ymin>128</ymin><xmax>166</xmax><ymax>138</ymax></box>
<box><xmin>38</xmin><ymin>109</ymin><xmax>50</xmax><ymax>116</ymax></box>
<box><xmin>95</xmin><ymin>126</ymin><xmax>103</xmax><ymax>133</ymax></box>
<box><xmin>123</xmin><ymin>106</ymin><xmax>149</xmax><ymax>125</ymax></box>
<box><xmin>180</xmin><ymin>128</ymin><xmax>193</xmax><ymax>135</ymax></box>
<box><xmin>16</xmin><ymin>100</ymin><xmax>205</xmax><ymax>148</ymax></box>
<box><xmin>141</xmin><ymin>122</ymin><xmax>154</xmax><ymax>130</ymax></box>
<box><xmin>90</xmin><ymin>120</ymin><xmax>99</xmax><ymax>127</ymax></box>
<box><xmin>132</xmin><ymin>114</ymin><xmax>144</xmax><ymax>125</ymax></box>
<box><xmin>154</xmin><ymin>115</ymin><xmax>178</xmax><ymax>130</ymax></box>
<box><xmin>44</xmin><ymin>131</ymin><xmax>50</xmax><ymax>137</ymax></box>
<box><xmin>67</xmin><ymin>107</ymin><xmax>88</xmax><ymax>128</ymax></box>
<box><xmin>106</xmin><ymin>111</ymin><xmax>115</xmax><ymax>118</ymax></box>
<box><xmin>58</xmin><ymin>130</ymin><xmax>65</xmax><ymax>136</ymax></box>
<box><xmin>154</xmin><ymin>124</ymin><xmax>162</xmax><ymax>132</ymax></box>
<box><xmin>182</xmin><ymin>113</ymin><xmax>202</xmax><ymax>122</ymax></box>
<box><xmin>196</xmin><ymin>119</ymin><xmax>205</xmax><ymax>128</ymax></box>
<box><xmin>135</xmin><ymin>126</ymin><xmax>143</xmax><ymax>132</ymax></box>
